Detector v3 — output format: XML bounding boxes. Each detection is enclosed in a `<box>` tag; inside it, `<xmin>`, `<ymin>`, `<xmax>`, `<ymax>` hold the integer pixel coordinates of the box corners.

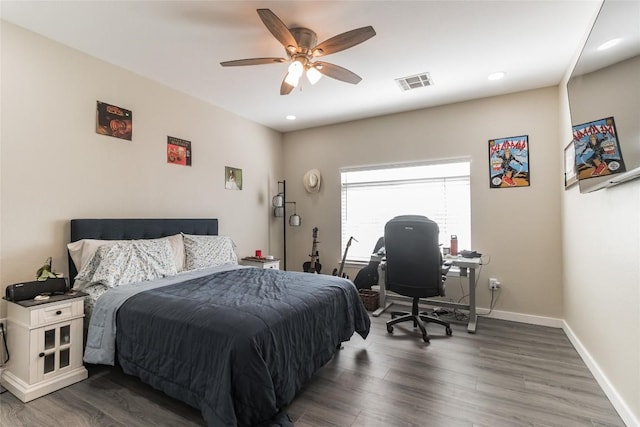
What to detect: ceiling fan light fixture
<box><xmin>285</xmin><ymin>60</ymin><xmax>304</xmax><ymax>87</ymax></box>
<box><xmin>284</xmin><ymin>72</ymin><xmax>301</xmax><ymax>87</ymax></box>
<box><xmin>306</xmin><ymin>66</ymin><xmax>322</xmax><ymax>85</ymax></box>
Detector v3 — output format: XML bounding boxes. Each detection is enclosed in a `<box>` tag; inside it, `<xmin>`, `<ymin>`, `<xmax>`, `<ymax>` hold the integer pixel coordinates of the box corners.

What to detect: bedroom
<box><xmin>0</xmin><ymin>1</ymin><xmax>638</xmax><ymax>426</ymax></box>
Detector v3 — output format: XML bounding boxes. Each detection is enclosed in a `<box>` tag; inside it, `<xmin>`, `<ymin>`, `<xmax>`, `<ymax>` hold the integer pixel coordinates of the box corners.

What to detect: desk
<box><xmin>371</xmin><ymin>255</ymin><xmax>482</xmax><ymax>333</ymax></box>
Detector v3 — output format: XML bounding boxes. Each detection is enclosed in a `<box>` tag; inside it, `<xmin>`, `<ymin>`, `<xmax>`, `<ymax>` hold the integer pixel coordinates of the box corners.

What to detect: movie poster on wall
<box><xmin>488</xmin><ymin>135</ymin><xmax>530</xmax><ymax>188</ymax></box>
<box><xmin>96</xmin><ymin>101</ymin><xmax>132</xmax><ymax>141</ymax></box>
<box><xmin>167</xmin><ymin>136</ymin><xmax>192</xmax><ymax>166</ymax></box>
<box><xmin>572</xmin><ymin>116</ymin><xmax>625</xmax><ymax>180</ymax></box>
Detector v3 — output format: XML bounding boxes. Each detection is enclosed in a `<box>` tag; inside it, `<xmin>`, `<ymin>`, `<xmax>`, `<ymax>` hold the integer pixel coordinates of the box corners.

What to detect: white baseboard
<box><xmin>477</xmin><ymin>308</ymin><xmax>564</xmax><ymax>328</ymax></box>
<box><xmin>562</xmin><ymin>321</ymin><xmax>638</xmax><ymax>427</ymax></box>
<box><xmin>388</xmin><ymin>301</ymin><xmax>565</xmax><ymax>328</ymax></box>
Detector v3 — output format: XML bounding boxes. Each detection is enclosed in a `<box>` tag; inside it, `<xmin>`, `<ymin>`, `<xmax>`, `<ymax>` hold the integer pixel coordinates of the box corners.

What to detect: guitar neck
<box><xmin>309</xmin><ymin>230</ymin><xmax>319</xmax><ymax>263</ymax></box>
<box><xmin>337</xmin><ymin>238</ymin><xmax>353</xmax><ymax>277</ymax></box>
<box><xmin>305</xmin><ymin>228</ymin><xmax>320</xmax><ymax>273</ymax></box>
<box><xmin>310</xmin><ymin>242</ymin><xmax>318</xmax><ymax>263</ymax></box>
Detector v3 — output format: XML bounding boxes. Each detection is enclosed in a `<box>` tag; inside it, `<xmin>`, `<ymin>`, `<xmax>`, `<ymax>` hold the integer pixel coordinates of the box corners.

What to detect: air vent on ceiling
<box><xmin>395</xmin><ymin>72</ymin><xmax>434</xmax><ymax>91</ymax></box>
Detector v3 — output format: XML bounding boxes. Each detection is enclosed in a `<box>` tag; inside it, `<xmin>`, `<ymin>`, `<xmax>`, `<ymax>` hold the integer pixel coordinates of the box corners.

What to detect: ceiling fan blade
<box><xmin>312</xmin><ymin>26</ymin><xmax>376</xmax><ymax>57</ymax></box>
<box><xmin>280</xmin><ymin>77</ymin><xmax>295</xmax><ymax>95</ymax></box>
<box><xmin>220</xmin><ymin>58</ymin><xmax>286</xmax><ymax>67</ymax></box>
<box><xmin>257</xmin><ymin>9</ymin><xmax>299</xmax><ymax>52</ymax></box>
<box><xmin>315</xmin><ymin>62</ymin><xmax>362</xmax><ymax>84</ymax></box>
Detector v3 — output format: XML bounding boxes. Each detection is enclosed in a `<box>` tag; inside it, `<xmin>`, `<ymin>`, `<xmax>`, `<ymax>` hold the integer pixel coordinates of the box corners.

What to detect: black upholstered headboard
<box><xmin>68</xmin><ymin>218</ymin><xmax>218</xmax><ymax>285</ymax></box>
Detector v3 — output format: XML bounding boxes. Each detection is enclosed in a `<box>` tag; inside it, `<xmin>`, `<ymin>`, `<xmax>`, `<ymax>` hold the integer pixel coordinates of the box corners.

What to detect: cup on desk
<box><xmin>255</xmin><ymin>250</ymin><xmax>262</xmax><ymax>258</ymax></box>
<box><xmin>442</xmin><ymin>247</ymin><xmax>450</xmax><ymax>256</ymax></box>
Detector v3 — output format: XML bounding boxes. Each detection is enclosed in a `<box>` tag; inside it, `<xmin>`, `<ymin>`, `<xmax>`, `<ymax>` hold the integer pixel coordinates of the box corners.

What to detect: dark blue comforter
<box><xmin>115</xmin><ymin>268</ymin><xmax>370</xmax><ymax>426</ymax></box>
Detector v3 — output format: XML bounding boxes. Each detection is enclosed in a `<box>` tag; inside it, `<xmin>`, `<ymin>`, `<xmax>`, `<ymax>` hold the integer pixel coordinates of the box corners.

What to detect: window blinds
<box><xmin>340</xmin><ymin>161</ymin><xmax>471</xmax><ymax>262</ymax></box>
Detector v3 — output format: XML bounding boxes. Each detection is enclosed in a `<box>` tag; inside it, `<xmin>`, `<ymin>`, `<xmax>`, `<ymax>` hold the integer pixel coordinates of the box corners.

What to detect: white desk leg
<box><xmin>372</xmin><ymin>264</ymin><xmax>392</xmax><ymax>317</ymax></box>
<box><xmin>467</xmin><ymin>267</ymin><xmax>477</xmax><ymax>333</ymax></box>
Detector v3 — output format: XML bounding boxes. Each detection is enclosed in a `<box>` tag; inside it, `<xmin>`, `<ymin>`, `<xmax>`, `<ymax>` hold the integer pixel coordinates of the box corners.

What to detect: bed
<box><xmin>68</xmin><ymin>218</ymin><xmax>371</xmax><ymax>426</ymax></box>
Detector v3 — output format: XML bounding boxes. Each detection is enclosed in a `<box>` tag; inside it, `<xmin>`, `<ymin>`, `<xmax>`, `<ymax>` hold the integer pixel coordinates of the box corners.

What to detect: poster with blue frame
<box><xmin>488</xmin><ymin>135</ymin><xmax>530</xmax><ymax>188</ymax></box>
<box><xmin>572</xmin><ymin>116</ymin><xmax>625</xmax><ymax>180</ymax></box>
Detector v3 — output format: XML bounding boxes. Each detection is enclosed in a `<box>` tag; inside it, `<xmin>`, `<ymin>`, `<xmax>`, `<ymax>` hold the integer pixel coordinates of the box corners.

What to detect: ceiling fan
<box><xmin>220</xmin><ymin>9</ymin><xmax>376</xmax><ymax>95</ymax></box>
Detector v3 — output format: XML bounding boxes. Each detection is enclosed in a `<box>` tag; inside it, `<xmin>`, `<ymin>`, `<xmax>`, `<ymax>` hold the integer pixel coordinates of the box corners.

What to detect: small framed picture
<box><xmin>225</xmin><ymin>166</ymin><xmax>242</xmax><ymax>190</ymax></box>
<box><xmin>167</xmin><ymin>136</ymin><xmax>192</xmax><ymax>166</ymax></box>
<box><xmin>96</xmin><ymin>101</ymin><xmax>132</xmax><ymax>141</ymax></box>
<box><xmin>564</xmin><ymin>141</ymin><xmax>578</xmax><ymax>189</ymax></box>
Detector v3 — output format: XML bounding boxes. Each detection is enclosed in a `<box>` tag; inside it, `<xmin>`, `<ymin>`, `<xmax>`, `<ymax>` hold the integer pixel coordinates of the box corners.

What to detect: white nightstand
<box><xmin>1</xmin><ymin>292</ymin><xmax>88</xmax><ymax>402</ymax></box>
<box><xmin>240</xmin><ymin>257</ymin><xmax>280</xmax><ymax>270</ymax></box>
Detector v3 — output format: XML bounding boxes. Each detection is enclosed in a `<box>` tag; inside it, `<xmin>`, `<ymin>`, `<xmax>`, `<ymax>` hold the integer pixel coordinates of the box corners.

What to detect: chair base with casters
<box><xmin>386</xmin><ymin>297</ymin><xmax>452</xmax><ymax>343</ymax></box>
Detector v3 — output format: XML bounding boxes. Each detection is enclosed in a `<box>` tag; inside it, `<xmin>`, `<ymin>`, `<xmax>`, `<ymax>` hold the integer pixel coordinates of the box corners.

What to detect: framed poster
<box><xmin>572</xmin><ymin>116</ymin><xmax>625</xmax><ymax>180</ymax></box>
<box><xmin>488</xmin><ymin>135</ymin><xmax>530</xmax><ymax>188</ymax></box>
<box><xmin>225</xmin><ymin>166</ymin><xmax>242</xmax><ymax>190</ymax></box>
<box><xmin>564</xmin><ymin>141</ymin><xmax>578</xmax><ymax>189</ymax></box>
<box><xmin>167</xmin><ymin>136</ymin><xmax>192</xmax><ymax>166</ymax></box>
<box><xmin>96</xmin><ymin>101</ymin><xmax>132</xmax><ymax>141</ymax></box>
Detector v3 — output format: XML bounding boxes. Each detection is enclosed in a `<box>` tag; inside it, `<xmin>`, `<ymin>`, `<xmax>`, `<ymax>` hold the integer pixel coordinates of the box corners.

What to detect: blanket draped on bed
<box><xmin>111</xmin><ymin>268</ymin><xmax>370</xmax><ymax>426</ymax></box>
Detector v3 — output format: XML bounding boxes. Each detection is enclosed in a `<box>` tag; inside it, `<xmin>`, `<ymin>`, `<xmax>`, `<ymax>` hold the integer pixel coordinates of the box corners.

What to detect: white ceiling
<box><xmin>1</xmin><ymin>1</ymin><xmax>603</xmax><ymax>133</ymax></box>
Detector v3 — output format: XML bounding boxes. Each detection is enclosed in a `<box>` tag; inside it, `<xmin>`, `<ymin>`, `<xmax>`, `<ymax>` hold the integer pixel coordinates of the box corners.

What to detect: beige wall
<box><xmin>283</xmin><ymin>87</ymin><xmax>563</xmax><ymax>318</ymax></box>
<box><xmin>0</xmin><ymin>22</ymin><xmax>284</xmax><ymax>316</ymax></box>
<box><xmin>559</xmin><ymin>60</ymin><xmax>640</xmax><ymax>423</ymax></box>
<box><xmin>2</xmin><ymin>14</ymin><xmax>637</xmax><ymax>426</ymax></box>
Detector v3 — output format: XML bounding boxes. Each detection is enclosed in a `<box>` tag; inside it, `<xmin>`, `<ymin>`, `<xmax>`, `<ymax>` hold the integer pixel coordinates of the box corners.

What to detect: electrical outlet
<box><xmin>489</xmin><ymin>278</ymin><xmax>501</xmax><ymax>290</ymax></box>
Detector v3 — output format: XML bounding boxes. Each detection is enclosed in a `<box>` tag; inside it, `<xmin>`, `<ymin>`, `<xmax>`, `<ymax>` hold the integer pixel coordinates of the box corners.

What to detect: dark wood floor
<box><xmin>0</xmin><ymin>314</ymin><xmax>625</xmax><ymax>427</ymax></box>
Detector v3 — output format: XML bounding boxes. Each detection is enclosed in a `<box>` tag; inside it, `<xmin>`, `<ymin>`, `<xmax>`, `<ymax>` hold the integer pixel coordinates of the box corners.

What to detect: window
<box><xmin>340</xmin><ymin>160</ymin><xmax>471</xmax><ymax>262</ymax></box>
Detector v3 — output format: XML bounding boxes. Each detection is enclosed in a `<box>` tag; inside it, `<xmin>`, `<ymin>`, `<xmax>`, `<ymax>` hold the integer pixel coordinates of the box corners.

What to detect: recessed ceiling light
<box><xmin>488</xmin><ymin>72</ymin><xmax>506</xmax><ymax>81</ymax></box>
<box><xmin>285</xmin><ymin>115</ymin><xmax>296</xmax><ymax>120</ymax></box>
<box><xmin>597</xmin><ymin>38</ymin><xmax>622</xmax><ymax>51</ymax></box>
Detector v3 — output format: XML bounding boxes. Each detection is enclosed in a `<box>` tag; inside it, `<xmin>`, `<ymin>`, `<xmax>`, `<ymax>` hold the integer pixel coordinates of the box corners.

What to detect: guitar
<box><xmin>332</xmin><ymin>236</ymin><xmax>357</xmax><ymax>278</ymax></box>
<box><xmin>303</xmin><ymin>227</ymin><xmax>321</xmax><ymax>273</ymax></box>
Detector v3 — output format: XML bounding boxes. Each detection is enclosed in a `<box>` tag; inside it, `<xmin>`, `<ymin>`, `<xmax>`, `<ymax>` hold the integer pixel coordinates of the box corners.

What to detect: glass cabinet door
<box><xmin>44</xmin><ymin>328</ymin><xmax>56</xmax><ymax>350</ymax></box>
<box><xmin>43</xmin><ymin>352</ymin><xmax>56</xmax><ymax>374</ymax></box>
<box><xmin>37</xmin><ymin>321</ymin><xmax>73</xmax><ymax>381</ymax></box>
<box><xmin>60</xmin><ymin>325</ymin><xmax>71</xmax><ymax>346</ymax></box>
<box><xmin>43</xmin><ymin>327</ymin><xmax>56</xmax><ymax>374</ymax></box>
<box><xmin>59</xmin><ymin>325</ymin><xmax>71</xmax><ymax>368</ymax></box>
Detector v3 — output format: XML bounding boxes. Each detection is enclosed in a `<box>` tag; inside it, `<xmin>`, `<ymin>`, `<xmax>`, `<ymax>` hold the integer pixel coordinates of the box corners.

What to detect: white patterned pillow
<box><xmin>68</xmin><ymin>234</ymin><xmax>185</xmax><ymax>274</ymax></box>
<box><xmin>182</xmin><ymin>234</ymin><xmax>238</xmax><ymax>271</ymax></box>
<box><xmin>76</xmin><ymin>239</ymin><xmax>178</xmax><ymax>288</ymax></box>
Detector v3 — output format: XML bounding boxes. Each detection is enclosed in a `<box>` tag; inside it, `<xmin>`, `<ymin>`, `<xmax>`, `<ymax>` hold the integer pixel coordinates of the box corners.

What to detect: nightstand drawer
<box><xmin>31</xmin><ymin>300</ymin><xmax>83</xmax><ymax>326</ymax></box>
<box><xmin>38</xmin><ymin>302</ymin><xmax>73</xmax><ymax>324</ymax></box>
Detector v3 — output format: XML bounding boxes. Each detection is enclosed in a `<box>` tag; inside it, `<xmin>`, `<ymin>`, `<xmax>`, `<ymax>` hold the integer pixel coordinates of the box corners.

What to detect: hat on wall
<box><xmin>303</xmin><ymin>169</ymin><xmax>322</xmax><ymax>193</ymax></box>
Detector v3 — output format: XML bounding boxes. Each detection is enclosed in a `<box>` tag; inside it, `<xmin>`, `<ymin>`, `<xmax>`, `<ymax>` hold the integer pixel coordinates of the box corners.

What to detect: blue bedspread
<box><xmin>113</xmin><ymin>267</ymin><xmax>370</xmax><ymax>426</ymax></box>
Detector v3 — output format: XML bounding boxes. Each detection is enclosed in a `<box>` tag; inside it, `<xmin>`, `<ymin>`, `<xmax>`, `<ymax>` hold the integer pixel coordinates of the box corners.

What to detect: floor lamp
<box><xmin>273</xmin><ymin>180</ymin><xmax>301</xmax><ymax>270</ymax></box>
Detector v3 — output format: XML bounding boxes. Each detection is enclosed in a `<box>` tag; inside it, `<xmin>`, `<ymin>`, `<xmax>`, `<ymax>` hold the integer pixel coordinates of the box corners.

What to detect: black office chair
<box><xmin>384</xmin><ymin>215</ymin><xmax>452</xmax><ymax>343</ymax></box>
